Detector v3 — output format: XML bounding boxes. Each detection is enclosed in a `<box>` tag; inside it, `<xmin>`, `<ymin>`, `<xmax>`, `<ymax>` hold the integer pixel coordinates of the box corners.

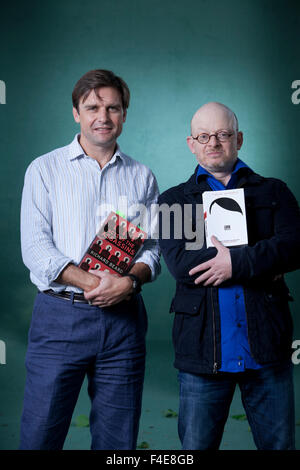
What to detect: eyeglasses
<box><xmin>192</xmin><ymin>131</ymin><xmax>234</xmax><ymax>144</ymax></box>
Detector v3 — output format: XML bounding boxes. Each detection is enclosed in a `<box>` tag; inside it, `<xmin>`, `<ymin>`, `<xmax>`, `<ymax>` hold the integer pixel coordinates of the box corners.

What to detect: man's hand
<box><xmin>84</xmin><ymin>270</ymin><xmax>133</xmax><ymax>307</ymax></box>
<box><xmin>189</xmin><ymin>236</ymin><xmax>232</xmax><ymax>286</ymax></box>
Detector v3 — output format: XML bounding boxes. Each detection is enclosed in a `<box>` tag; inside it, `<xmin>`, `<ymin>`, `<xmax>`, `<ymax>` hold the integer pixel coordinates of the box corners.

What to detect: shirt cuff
<box><xmin>133</xmin><ymin>242</ymin><xmax>161</xmax><ymax>282</ymax></box>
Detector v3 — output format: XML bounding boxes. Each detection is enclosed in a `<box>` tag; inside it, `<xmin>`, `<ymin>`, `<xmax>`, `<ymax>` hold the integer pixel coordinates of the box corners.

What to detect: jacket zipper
<box><xmin>210</xmin><ymin>287</ymin><xmax>218</xmax><ymax>373</ymax></box>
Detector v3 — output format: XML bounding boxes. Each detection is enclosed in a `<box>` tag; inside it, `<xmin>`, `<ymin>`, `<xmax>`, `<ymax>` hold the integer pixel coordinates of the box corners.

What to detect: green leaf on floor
<box><xmin>231</xmin><ymin>414</ymin><xmax>247</xmax><ymax>421</ymax></box>
<box><xmin>75</xmin><ymin>414</ymin><xmax>90</xmax><ymax>427</ymax></box>
<box><xmin>163</xmin><ymin>409</ymin><xmax>178</xmax><ymax>418</ymax></box>
<box><xmin>137</xmin><ymin>441</ymin><xmax>150</xmax><ymax>449</ymax></box>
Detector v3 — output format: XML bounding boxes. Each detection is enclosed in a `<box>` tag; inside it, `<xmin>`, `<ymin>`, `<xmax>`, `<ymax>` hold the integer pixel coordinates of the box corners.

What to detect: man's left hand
<box><xmin>84</xmin><ymin>270</ymin><xmax>133</xmax><ymax>307</ymax></box>
<box><xmin>189</xmin><ymin>235</ymin><xmax>232</xmax><ymax>286</ymax></box>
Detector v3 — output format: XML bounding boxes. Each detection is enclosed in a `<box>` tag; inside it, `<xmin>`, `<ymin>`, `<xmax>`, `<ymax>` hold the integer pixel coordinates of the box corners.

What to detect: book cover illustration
<box><xmin>202</xmin><ymin>188</ymin><xmax>248</xmax><ymax>248</ymax></box>
<box><xmin>79</xmin><ymin>211</ymin><xmax>147</xmax><ymax>276</ymax></box>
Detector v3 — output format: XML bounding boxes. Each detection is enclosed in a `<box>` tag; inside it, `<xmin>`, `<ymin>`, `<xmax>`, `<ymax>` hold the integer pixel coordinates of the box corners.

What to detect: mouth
<box><xmin>93</xmin><ymin>127</ymin><xmax>112</xmax><ymax>132</ymax></box>
<box><xmin>206</xmin><ymin>152</ymin><xmax>223</xmax><ymax>157</ymax></box>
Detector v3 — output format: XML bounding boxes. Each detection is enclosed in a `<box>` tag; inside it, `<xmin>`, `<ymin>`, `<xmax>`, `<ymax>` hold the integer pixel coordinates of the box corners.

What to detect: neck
<box><xmin>79</xmin><ymin>135</ymin><xmax>117</xmax><ymax>169</ymax></box>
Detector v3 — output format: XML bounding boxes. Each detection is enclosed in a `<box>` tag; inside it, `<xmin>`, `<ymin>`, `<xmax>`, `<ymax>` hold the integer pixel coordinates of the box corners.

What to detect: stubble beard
<box><xmin>203</xmin><ymin>154</ymin><xmax>237</xmax><ymax>174</ymax></box>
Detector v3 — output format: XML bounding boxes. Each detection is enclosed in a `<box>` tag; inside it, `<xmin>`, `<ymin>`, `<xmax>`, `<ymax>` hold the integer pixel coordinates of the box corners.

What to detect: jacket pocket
<box><xmin>245</xmin><ymin>198</ymin><xmax>277</xmax><ymax>241</ymax></box>
<box><xmin>169</xmin><ymin>292</ymin><xmax>205</xmax><ymax>315</ymax></box>
<box><xmin>171</xmin><ymin>292</ymin><xmax>206</xmax><ymax>356</ymax></box>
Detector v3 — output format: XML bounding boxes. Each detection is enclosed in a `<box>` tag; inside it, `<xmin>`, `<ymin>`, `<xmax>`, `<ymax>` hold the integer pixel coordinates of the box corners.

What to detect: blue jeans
<box><xmin>19</xmin><ymin>292</ymin><xmax>147</xmax><ymax>450</ymax></box>
<box><xmin>178</xmin><ymin>361</ymin><xmax>295</xmax><ymax>450</ymax></box>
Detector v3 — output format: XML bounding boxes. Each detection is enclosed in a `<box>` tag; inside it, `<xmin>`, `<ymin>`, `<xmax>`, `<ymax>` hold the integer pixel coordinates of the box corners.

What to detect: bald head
<box><xmin>190</xmin><ymin>102</ymin><xmax>239</xmax><ymax>136</ymax></box>
<box><xmin>187</xmin><ymin>101</ymin><xmax>243</xmax><ymax>180</ymax></box>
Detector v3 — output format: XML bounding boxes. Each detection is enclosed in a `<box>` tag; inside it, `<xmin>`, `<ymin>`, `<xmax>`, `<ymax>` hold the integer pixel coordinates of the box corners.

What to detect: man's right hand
<box><xmin>189</xmin><ymin>236</ymin><xmax>232</xmax><ymax>286</ymax></box>
<box><xmin>55</xmin><ymin>263</ymin><xmax>100</xmax><ymax>292</ymax></box>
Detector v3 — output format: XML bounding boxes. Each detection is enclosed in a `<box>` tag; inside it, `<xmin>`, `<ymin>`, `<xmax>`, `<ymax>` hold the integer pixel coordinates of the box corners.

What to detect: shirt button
<box><xmin>235</xmin><ymin>294</ymin><xmax>240</xmax><ymax>299</ymax></box>
<box><xmin>237</xmin><ymin>323</ymin><xmax>241</xmax><ymax>328</ymax></box>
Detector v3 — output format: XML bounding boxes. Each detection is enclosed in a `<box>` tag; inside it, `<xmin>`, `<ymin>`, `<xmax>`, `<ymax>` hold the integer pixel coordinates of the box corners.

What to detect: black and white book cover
<box><xmin>202</xmin><ymin>188</ymin><xmax>248</xmax><ymax>247</ymax></box>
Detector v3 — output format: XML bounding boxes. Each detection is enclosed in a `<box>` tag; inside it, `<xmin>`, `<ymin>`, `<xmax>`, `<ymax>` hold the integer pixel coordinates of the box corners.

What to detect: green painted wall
<box><xmin>0</xmin><ymin>0</ymin><xmax>299</xmax><ymax>349</ymax></box>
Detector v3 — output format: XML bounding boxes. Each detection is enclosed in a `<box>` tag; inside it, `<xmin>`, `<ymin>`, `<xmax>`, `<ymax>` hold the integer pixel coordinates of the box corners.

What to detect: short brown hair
<box><xmin>72</xmin><ymin>69</ymin><xmax>130</xmax><ymax>112</ymax></box>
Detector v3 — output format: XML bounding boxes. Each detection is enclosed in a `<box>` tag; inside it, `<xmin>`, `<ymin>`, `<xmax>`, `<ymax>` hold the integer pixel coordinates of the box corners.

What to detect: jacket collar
<box><xmin>184</xmin><ymin>164</ymin><xmax>263</xmax><ymax>195</ymax></box>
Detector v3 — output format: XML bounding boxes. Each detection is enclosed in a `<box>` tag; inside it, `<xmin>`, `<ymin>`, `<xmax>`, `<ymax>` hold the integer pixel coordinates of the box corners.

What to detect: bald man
<box><xmin>158</xmin><ymin>102</ymin><xmax>300</xmax><ymax>450</ymax></box>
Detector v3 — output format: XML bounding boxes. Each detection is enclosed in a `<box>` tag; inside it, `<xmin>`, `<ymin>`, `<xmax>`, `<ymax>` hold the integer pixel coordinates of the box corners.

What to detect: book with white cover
<box><xmin>202</xmin><ymin>188</ymin><xmax>248</xmax><ymax>248</ymax></box>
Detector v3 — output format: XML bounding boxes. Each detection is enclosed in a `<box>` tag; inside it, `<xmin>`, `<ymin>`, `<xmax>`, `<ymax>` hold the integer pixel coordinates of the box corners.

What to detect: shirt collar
<box><xmin>196</xmin><ymin>158</ymin><xmax>250</xmax><ymax>183</ymax></box>
<box><xmin>67</xmin><ymin>134</ymin><xmax>124</xmax><ymax>164</ymax></box>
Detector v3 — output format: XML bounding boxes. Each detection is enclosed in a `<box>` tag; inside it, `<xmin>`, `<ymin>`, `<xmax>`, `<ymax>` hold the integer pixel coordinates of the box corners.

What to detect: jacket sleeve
<box><xmin>230</xmin><ymin>181</ymin><xmax>300</xmax><ymax>282</ymax></box>
<box><xmin>158</xmin><ymin>190</ymin><xmax>217</xmax><ymax>285</ymax></box>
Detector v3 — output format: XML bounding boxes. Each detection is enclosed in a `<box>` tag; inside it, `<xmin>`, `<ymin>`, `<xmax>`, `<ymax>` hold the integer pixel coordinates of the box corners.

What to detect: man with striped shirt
<box><xmin>20</xmin><ymin>69</ymin><xmax>160</xmax><ymax>450</ymax></box>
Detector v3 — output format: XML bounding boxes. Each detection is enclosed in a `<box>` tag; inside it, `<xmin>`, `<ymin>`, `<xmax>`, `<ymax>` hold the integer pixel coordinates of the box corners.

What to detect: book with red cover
<box><xmin>79</xmin><ymin>211</ymin><xmax>147</xmax><ymax>276</ymax></box>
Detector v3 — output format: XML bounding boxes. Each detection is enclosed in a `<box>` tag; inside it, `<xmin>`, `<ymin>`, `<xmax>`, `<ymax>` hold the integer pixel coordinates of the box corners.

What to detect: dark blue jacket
<box><xmin>158</xmin><ymin>166</ymin><xmax>300</xmax><ymax>374</ymax></box>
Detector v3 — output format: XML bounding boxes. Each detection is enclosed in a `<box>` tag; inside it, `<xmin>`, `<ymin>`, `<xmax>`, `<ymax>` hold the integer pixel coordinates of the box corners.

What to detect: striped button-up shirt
<box><xmin>21</xmin><ymin>134</ymin><xmax>161</xmax><ymax>292</ymax></box>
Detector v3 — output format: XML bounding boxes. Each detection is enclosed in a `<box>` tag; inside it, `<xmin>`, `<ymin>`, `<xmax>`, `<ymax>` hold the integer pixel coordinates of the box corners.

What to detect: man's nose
<box><xmin>97</xmin><ymin>107</ymin><xmax>109</xmax><ymax>121</ymax></box>
<box><xmin>207</xmin><ymin>135</ymin><xmax>220</xmax><ymax>147</ymax></box>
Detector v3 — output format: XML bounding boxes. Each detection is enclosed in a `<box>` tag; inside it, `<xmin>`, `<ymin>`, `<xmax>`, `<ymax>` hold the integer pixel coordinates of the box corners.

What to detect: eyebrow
<box><xmin>83</xmin><ymin>104</ymin><xmax>98</xmax><ymax>108</ymax></box>
<box><xmin>83</xmin><ymin>102</ymin><xmax>122</xmax><ymax>109</ymax></box>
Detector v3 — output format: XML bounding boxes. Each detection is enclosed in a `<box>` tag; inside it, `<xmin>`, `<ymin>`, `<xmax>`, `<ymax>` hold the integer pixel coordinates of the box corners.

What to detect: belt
<box><xmin>43</xmin><ymin>289</ymin><xmax>89</xmax><ymax>303</ymax></box>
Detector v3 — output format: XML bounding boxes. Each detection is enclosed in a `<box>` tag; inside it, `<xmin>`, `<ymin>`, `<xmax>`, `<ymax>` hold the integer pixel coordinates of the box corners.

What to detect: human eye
<box><xmin>198</xmin><ymin>133</ymin><xmax>209</xmax><ymax>142</ymax></box>
<box><xmin>108</xmin><ymin>105</ymin><xmax>121</xmax><ymax>112</ymax></box>
<box><xmin>87</xmin><ymin>105</ymin><xmax>98</xmax><ymax>112</ymax></box>
<box><xmin>218</xmin><ymin>131</ymin><xmax>230</xmax><ymax>140</ymax></box>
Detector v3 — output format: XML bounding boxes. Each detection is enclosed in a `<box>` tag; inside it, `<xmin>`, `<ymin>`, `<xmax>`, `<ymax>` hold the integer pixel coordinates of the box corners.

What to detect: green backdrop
<box><xmin>0</xmin><ymin>0</ymin><xmax>299</xmax><ymax>450</ymax></box>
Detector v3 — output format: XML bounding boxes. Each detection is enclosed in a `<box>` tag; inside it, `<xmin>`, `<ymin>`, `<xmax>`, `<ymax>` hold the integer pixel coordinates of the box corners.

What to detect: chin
<box><xmin>206</xmin><ymin>162</ymin><xmax>225</xmax><ymax>171</ymax></box>
<box><xmin>209</xmin><ymin>159</ymin><xmax>236</xmax><ymax>172</ymax></box>
<box><xmin>92</xmin><ymin>135</ymin><xmax>115</xmax><ymax>146</ymax></box>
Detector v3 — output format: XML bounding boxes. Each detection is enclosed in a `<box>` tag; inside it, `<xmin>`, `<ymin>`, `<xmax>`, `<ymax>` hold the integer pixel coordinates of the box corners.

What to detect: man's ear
<box><xmin>237</xmin><ymin>131</ymin><xmax>243</xmax><ymax>150</ymax></box>
<box><xmin>186</xmin><ymin>136</ymin><xmax>196</xmax><ymax>154</ymax></box>
<box><xmin>122</xmin><ymin>108</ymin><xmax>127</xmax><ymax>123</ymax></box>
<box><xmin>73</xmin><ymin>107</ymin><xmax>80</xmax><ymax>123</ymax></box>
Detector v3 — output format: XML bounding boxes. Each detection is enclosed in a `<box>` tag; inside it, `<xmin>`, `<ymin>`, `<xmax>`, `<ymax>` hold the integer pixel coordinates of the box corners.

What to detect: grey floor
<box><xmin>0</xmin><ymin>334</ymin><xmax>299</xmax><ymax>450</ymax></box>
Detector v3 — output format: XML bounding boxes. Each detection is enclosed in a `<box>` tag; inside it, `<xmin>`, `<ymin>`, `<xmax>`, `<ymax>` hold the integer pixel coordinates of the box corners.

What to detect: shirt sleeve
<box><xmin>20</xmin><ymin>160</ymin><xmax>74</xmax><ymax>287</ymax></box>
<box><xmin>132</xmin><ymin>170</ymin><xmax>161</xmax><ymax>281</ymax></box>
